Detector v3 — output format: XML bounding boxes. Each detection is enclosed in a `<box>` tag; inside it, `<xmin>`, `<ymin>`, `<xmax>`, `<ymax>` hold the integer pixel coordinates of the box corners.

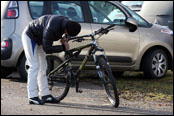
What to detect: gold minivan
<box><xmin>1</xmin><ymin>1</ymin><xmax>173</xmax><ymax>80</ymax></box>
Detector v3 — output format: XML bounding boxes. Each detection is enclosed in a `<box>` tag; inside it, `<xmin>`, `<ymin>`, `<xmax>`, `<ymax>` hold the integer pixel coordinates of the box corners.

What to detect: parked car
<box><xmin>139</xmin><ymin>1</ymin><xmax>173</xmax><ymax>30</ymax></box>
<box><xmin>1</xmin><ymin>1</ymin><xmax>173</xmax><ymax>80</ymax></box>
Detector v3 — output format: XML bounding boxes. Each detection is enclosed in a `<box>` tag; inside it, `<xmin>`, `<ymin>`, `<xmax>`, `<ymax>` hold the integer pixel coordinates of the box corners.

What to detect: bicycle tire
<box><xmin>97</xmin><ymin>56</ymin><xmax>119</xmax><ymax>107</ymax></box>
<box><xmin>46</xmin><ymin>55</ymin><xmax>70</xmax><ymax>102</ymax></box>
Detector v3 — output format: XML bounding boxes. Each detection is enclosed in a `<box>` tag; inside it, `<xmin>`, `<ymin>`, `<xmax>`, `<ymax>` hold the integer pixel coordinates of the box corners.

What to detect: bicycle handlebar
<box><xmin>68</xmin><ymin>34</ymin><xmax>91</xmax><ymax>41</ymax></box>
<box><xmin>68</xmin><ymin>24</ymin><xmax>116</xmax><ymax>42</ymax></box>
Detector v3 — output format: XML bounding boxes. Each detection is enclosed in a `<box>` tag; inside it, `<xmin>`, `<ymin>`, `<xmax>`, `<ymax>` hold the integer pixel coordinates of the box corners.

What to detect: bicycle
<box><xmin>46</xmin><ymin>24</ymin><xmax>119</xmax><ymax>107</ymax></box>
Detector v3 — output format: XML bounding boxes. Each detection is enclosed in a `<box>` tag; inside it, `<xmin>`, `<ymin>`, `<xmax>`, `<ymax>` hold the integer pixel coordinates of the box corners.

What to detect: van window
<box><xmin>51</xmin><ymin>1</ymin><xmax>84</xmax><ymax>22</ymax></box>
<box><xmin>28</xmin><ymin>1</ymin><xmax>44</xmax><ymax>19</ymax></box>
<box><xmin>88</xmin><ymin>1</ymin><xmax>126</xmax><ymax>25</ymax></box>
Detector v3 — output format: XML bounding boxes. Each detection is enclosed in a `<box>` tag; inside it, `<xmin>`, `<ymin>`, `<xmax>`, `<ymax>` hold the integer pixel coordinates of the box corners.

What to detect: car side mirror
<box><xmin>126</xmin><ymin>17</ymin><xmax>138</xmax><ymax>32</ymax></box>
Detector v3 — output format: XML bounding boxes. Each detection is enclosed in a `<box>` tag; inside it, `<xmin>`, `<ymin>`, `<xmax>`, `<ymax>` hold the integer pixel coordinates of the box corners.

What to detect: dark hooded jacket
<box><xmin>26</xmin><ymin>15</ymin><xmax>69</xmax><ymax>54</ymax></box>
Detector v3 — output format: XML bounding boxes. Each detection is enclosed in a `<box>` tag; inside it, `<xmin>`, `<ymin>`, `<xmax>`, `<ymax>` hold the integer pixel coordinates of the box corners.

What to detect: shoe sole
<box><xmin>29</xmin><ymin>100</ymin><xmax>44</xmax><ymax>105</ymax></box>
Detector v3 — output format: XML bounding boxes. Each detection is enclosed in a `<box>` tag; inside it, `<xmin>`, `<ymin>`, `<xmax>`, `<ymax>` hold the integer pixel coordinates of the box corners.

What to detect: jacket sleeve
<box><xmin>42</xmin><ymin>28</ymin><xmax>65</xmax><ymax>54</ymax></box>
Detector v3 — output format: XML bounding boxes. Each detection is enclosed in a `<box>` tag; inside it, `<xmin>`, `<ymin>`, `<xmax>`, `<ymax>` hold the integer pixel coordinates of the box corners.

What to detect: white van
<box><xmin>139</xmin><ymin>1</ymin><xmax>173</xmax><ymax>30</ymax></box>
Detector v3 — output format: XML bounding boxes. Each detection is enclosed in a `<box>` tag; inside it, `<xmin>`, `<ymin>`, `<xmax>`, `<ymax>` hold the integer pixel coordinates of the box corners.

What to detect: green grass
<box><xmin>116</xmin><ymin>71</ymin><xmax>173</xmax><ymax>102</ymax></box>
<box><xmin>80</xmin><ymin>70</ymin><xmax>173</xmax><ymax>103</ymax></box>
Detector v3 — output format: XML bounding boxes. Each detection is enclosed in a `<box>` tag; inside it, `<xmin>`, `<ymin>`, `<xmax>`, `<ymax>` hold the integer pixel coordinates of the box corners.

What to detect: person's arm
<box><xmin>42</xmin><ymin>29</ymin><xmax>65</xmax><ymax>54</ymax></box>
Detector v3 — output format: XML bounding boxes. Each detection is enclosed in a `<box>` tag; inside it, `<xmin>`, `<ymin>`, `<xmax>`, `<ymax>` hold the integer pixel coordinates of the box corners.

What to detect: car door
<box><xmin>87</xmin><ymin>1</ymin><xmax>140</xmax><ymax>67</ymax></box>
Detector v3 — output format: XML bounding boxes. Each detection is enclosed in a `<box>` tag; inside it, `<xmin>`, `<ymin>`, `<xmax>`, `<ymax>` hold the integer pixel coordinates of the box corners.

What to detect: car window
<box><xmin>123</xmin><ymin>5</ymin><xmax>150</xmax><ymax>27</ymax></box>
<box><xmin>51</xmin><ymin>1</ymin><xmax>84</xmax><ymax>22</ymax></box>
<box><xmin>28</xmin><ymin>1</ymin><xmax>44</xmax><ymax>19</ymax></box>
<box><xmin>88</xmin><ymin>1</ymin><xmax>126</xmax><ymax>25</ymax></box>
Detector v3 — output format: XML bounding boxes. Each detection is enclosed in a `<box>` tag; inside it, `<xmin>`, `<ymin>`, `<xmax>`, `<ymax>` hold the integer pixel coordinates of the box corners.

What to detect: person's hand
<box><xmin>61</xmin><ymin>37</ymin><xmax>68</xmax><ymax>44</ymax></box>
<box><xmin>63</xmin><ymin>41</ymin><xmax>70</xmax><ymax>51</ymax></box>
<box><xmin>61</xmin><ymin>37</ymin><xmax>69</xmax><ymax>50</ymax></box>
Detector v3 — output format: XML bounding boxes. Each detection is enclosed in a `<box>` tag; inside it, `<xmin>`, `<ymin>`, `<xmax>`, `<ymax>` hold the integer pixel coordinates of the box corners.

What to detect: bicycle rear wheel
<box><xmin>46</xmin><ymin>55</ymin><xmax>70</xmax><ymax>102</ymax></box>
<box><xmin>97</xmin><ymin>56</ymin><xmax>119</xmax><ymax>107</ymax></box>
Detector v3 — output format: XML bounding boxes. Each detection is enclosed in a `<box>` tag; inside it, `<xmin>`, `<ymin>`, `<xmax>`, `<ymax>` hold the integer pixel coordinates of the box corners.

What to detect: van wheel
<box><xmin>17</xmin><ymin>54</ymin><xmax>28</xmax><ymax>81</ymax></box>
<box><xmin>142</xmin><ymin>49</ymin><xmax>168</xmax><ymax>79</ymax></box>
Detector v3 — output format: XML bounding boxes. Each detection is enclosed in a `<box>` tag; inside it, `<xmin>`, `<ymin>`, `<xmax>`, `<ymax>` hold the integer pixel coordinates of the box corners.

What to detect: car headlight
<box><xmin>161</xmin><ymin>26</ymin><xmax>173</xmax><ymax>36</ymax></box>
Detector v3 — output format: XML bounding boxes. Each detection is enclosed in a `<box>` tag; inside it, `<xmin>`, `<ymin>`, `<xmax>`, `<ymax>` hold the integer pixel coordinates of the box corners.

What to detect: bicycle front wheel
<box><xmin>46</xmin><ymin>55</ymin><xmax>70</xmax><ymax>102</ymax></box>
<box><xmin>97</xmin><ymin>56</ymin><xmax>119</xmax><ymax>107</ymax></box>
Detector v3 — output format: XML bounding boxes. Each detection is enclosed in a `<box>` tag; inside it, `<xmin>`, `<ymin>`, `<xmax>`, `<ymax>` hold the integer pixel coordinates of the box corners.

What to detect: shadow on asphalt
<box><xmin>45</xmin><ymin>102</ymin><xmax>172</xmax><ymax>115</ymax></box>
<box><xmin>4</xmin><ymin>76</ymin><xmax>27</xmax><ymax>83</ymax></box>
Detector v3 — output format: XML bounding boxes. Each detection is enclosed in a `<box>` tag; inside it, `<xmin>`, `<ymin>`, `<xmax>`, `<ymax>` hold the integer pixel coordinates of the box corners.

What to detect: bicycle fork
<box><xmin>93</xmin><ymin>55</ymin><xmax>105</xmax><ymax>84</ymax></box>
<box><xmin>93</xmin><ymin>48</ymin><xmax>109</xmax><ymax>84</ymax></box>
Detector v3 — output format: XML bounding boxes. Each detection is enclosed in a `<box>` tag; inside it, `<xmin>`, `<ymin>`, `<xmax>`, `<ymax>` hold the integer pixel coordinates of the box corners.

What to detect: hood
<box><xmin>152</xmin><ymin>24</ymin><xmax>173</xmax><ymax>36</ymax></box>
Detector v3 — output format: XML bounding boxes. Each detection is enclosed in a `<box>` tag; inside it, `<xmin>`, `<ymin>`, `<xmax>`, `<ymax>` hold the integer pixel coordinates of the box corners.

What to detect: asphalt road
<box><xmin>1</xmin><ymin>72</ymin><xmax>173</xmax><ymax>115</ymax></box>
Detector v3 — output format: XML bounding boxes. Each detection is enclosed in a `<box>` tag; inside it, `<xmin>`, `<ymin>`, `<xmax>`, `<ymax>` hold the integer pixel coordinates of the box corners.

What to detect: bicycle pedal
<box><xmin>78</xmin><ymin>89</ymin><xmax>83</xmax><ymax>93</ymax></box>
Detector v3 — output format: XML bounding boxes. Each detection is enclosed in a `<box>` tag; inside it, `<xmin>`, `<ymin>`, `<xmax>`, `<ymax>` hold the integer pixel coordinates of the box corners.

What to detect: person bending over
<box><xmin>22</xmin><ymin>15</ymin><xmax>81</xmax><ymax>105</ymax></box>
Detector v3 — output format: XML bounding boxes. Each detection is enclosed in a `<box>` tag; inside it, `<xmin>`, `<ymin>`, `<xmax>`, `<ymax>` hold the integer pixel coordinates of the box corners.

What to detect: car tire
<box><xmin>16</xmin><ymin>54</ymin><xmax>63</xmax><ymax>81</ymax></box>
<box><xmin>1</xmin><ymin>66</ymin><xmax>13</xmax><ymax>78</ymax></box>
<box><xmin>17</xmin><ymin>54</ymin><xmax>28</xmax><ymax>81</ymax></box>
<box><xmin>142</xmin><ymin>49</ymin><xmax>168</xmax><ymax>79</ymax></box>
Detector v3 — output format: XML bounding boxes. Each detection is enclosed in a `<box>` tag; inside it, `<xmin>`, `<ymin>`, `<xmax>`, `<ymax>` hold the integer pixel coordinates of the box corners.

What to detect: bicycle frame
<box><xmin>48</xmin><ymin>35</ymin><xmax>108</xmax><ymax>93</ymax></box>
<box><xmin>47</xmin><ymin>24</ymin><xmax>119</xmax><ymax>107</ymax></box>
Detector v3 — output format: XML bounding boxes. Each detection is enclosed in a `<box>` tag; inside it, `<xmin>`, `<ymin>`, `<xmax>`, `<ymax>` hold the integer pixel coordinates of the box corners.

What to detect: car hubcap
<box><xmin>152</xmin><ymin>53</ymin><xmax>167</xmax><ymax>77</ymax></box>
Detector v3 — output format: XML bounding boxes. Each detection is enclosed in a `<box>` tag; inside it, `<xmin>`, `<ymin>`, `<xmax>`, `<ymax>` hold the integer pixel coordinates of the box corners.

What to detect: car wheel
<box><xmin>1</xmin><ymin>66</ymin><xmax>13</xmax><ymax>78</ymax></box>
<box><xmin>16</xmin><ymin>54</ymin><xmax>61</xmax><ymax>81</ymax></box>
<box><xmin>17</xmin><ymin>54</ymin><xmax>28</xmax><ymax>81</ymax></box>
<box><xmin>142</xmin><ymin>49</ymin><xmax>168</xmax><ymax>79</ymax></box>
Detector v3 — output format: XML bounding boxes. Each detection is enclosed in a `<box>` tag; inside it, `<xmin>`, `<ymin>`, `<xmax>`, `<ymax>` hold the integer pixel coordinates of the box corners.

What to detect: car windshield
<box><xmin>122</xmin><ymin>4</ymin><xmax>151</xmax><ymax>27</ymax></box>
